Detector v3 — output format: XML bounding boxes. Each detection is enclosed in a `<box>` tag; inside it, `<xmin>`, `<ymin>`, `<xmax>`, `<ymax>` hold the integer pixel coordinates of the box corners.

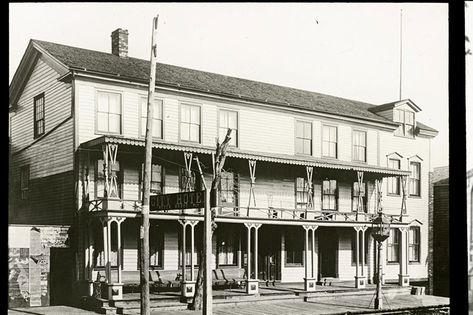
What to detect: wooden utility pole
<box><xmin>140</xmin><ymin>14</ymin><xmax>159</xmax><ymax>315</ymax></box>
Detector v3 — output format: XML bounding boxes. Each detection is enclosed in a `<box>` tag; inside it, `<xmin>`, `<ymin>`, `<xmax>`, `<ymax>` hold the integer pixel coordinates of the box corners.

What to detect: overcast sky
<box><xmin>9</xmin><ymin>3</ymin><xmax>449</xmax><ymax>169</ymax></box>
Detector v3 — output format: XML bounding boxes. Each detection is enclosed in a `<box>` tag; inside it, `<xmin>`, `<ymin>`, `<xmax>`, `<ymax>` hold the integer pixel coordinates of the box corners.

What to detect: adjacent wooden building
<box><xmin>9</xmin><ymin>29</ymin><xmax>438</xmax><ymax>305</ymax></box>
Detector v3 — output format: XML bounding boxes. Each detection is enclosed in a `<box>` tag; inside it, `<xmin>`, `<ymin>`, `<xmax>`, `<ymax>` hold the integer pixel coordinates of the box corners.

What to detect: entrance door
<box><xmin>50</xmin><ymin>248</ymin><xmax>73</xmax><ymax>306</ymax></box>
<box><xmin>258</xmin><ymin>227</ymin><xmax>281</xmax><ymax>282</ymax></box>
<box><xmin>318</xmin><ymin>228</ymin><xmax>338</xmax><ymax>278</ymax></box>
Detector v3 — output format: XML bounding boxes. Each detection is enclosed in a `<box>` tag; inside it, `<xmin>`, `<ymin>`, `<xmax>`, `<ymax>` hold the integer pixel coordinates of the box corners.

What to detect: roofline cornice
<box><xmin>71</xmin><ymin>70</ymin><xmax>400</xmax><ymax>132</ymax></box>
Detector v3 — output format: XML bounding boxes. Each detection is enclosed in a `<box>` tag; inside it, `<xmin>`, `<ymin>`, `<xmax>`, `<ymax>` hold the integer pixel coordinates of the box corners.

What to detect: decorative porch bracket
<box><xmin>247</xmin><ymin>160</ymin><xmax>257</xmax><ymax>216</ymax></box>
<box><xmin>401</xmin><ymin>176</ymin><xmax>408</xmax><ymax>216</ymax></box>
<box><xmin>375</xmin><ymin>178</ymin><xmax>383</xmax><ymax>213</ymax></box>
<box><xmin>356</xmin><ymin>171</ymin><xmax>365</xmax><ymax>219</ymax></box>
<box><xmin>183</xmin><ymin>152</ymin><xmax>193</xmax><ymax>192</ymax></box>
<box><xmin>102</xmin><ymin>143</ymin><xmax>119</xmax><ymax>198</ymax></box>
<box><xmin>305</xmin><ymin>166</ymin><xmax>314</xmax><ymax>218</ymax></box>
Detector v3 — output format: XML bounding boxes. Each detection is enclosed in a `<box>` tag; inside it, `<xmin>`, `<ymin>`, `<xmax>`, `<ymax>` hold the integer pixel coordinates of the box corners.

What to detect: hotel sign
<box><xmin>150</xmin><ymin>190</ymin><xmax>205</xmax><ymax>211</ymax></box>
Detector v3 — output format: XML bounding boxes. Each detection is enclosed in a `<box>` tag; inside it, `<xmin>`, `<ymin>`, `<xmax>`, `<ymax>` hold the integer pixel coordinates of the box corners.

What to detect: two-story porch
<box><xmin>75</xmin><ymin>136</ymin><xmax>416</xmax><ymax>301</ymax></box>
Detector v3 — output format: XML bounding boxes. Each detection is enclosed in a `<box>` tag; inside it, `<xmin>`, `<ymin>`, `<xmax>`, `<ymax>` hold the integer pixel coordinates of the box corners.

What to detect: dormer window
<box><xmin>394</xmin><ymin>109</ymin><xmax>415</xmax><ymax>138</ymax></box>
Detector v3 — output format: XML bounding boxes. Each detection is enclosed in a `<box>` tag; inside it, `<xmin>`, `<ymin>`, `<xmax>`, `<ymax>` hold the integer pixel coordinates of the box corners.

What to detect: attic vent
<box><xmin>111</xmin><ymin>28</ymin><xmax>128</xmax><ymax>58</ymax></box>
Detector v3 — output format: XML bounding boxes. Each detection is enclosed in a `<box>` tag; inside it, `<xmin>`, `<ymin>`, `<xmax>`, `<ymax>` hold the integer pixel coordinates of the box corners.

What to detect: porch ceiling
<box><xmin>80</xmin><ymin>135</ymin><xmax>410</xmax><ymax>177</ymax></box>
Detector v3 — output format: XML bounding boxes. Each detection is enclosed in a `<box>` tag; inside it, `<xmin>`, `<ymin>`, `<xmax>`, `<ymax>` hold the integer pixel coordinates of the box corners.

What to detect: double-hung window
<box><xmin>387</xmin><ymin>229</ymin><xmax>400</xmax><ymax>263</ymax></box>
<box><xmin>295</xmin><ymin>121</ymin><xmax>312</xmax><ymax>155</ymax></box>
<box><xmin>139</xmin><ymin>163</ymin><xmax>163</xmax><ymax>198</ymax></box>
<box><xmin>34</xmin><ymin>93</ymin><xmax>45</xmax><ymax>138</ymax></box>
<box><xmin>140</xmin><ymin>98</ymin><xmax>163</xmax><ymax>139</ymax></box>
<box><xmin>219</xmin><ymin>171</ymin><xmax>238</xmax><ymax>207</ymax></box>
<box><xmin>352</xmin><ymin>130</ymin><xmax>366</xmax><ymax>162</ymax></box>
<box><xmin>20</xmin><ymin>165</ymin><xmax>30</xmax><ymax>201</ymax></box>
<box><xmin>295</xmin><ymin>177</ymin><xmax>310</xmax><ymax>209</ymax></box>
<box><xmin>394</xmin><ymin>109</ymin><xmax>415</xmax><ymax>138</ymax></box>
<box><xmin>97</xmin><ymin>91</ymin><xmax>121</xmax><ymax>134</ymax></box>
<box><xmin>217</xmin><ymin>229</ymin><xmax>238</xmax><ymax>266</ymax></box>
<box><xmin>408</xmin><ymin>227</ymin><xmax>420</xmax><ymax>262</ymax></box>
<box><xmin>409</xmin><ymin>162</ymin><xmax>421</xmax><ymax>196</ymax></box>
<box><xmin>322</xmin><ymin>179</ymin><xmax>338</xmax><ymax>211</ymax></box>
<box><xmin>219</xmin><ymin>110</ymin><xmax>238</xmax><ymax>147</ymax></box>
<box><xmin>388</xmin><ymin>159</ymin><xmax>401</xmax><ymax>195</ymax></box>
<box><xmin>322</xmin><ymin>125</ymin><xmax>337</xmax><ymax>158</ymax></box>
<box><xmin>180</xmin><ymin>103</ymin><xmax>200</xmax><ymax>142</ymax></box>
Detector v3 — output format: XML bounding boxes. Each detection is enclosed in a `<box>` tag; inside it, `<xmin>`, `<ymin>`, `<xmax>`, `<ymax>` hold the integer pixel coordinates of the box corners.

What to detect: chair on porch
<box><xmin>219</xmin><ymin>268</ymin><xmax>246</xmax><ymax>290</ymax></box>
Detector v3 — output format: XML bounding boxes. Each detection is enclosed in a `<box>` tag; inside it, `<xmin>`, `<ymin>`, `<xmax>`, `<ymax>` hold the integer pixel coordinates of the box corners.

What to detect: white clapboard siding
<box><xmin>164</xmin><ymin>230</ymin><xmax>179</xmax><ymax>270</ymax></box>
<box><xmin>11</xmin><ymin>57</ymin><xmax>72</xmax><ymax>154</ymax></box>
<box><xmin>201</xmin><ymin>103</ymin><xmax>217</xmax><ymax>147</ymax></box>
<box><xmin>367</xmin><ymin>129</ymin><xmax>378</xmax><ymax>165</ymax></box>
<box><xmin>164</xmin><ymin>98</ymin><xmax>179</xmax><ymax>143</ymax></box>
<box><xmin>338</xmin><ymin>124</ymin><xmax>352</xmax><ymax>161</ymax></box>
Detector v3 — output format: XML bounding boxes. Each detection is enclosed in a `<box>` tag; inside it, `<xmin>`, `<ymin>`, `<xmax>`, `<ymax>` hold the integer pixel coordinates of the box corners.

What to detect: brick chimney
<box><xmin>111</xmin><ymin>28</ymin><xmax>128</xmax><ymax>58</ymax></box>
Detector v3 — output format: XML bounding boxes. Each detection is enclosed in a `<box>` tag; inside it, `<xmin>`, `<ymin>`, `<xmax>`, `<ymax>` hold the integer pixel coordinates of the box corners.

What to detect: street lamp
<box><xmin>371</xmin><ymin>211</ymin><xmax>391</xmax><ymax>309</ymax></box>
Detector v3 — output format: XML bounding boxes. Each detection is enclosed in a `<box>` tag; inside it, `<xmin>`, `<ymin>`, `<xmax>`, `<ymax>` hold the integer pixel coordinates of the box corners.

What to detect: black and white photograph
<box><xmin>8</xmin><ymin>3</ymin><xmax>455</xmax><ymax>314</ymax></box>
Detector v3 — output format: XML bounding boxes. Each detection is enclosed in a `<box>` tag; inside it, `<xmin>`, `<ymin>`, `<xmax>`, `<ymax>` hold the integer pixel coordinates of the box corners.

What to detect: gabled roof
<box><xmin>10</xmin><ymin>39</ymin><xmax>437</xmax><ymax>135</ymax></box>
<box><xmin>368</xmin><ymin>99</ymin><xmax>422</xmax><ymax>113</ymax></box>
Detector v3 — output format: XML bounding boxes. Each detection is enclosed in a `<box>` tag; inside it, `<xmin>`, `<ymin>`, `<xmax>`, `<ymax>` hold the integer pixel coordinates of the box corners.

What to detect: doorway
<box><xmin>257</xmin><ymin>226</ymin><xmax>281</xmax><ymax>283</ymax></box>
<box><xmin>318</xmin><ymin>228</ymin><xmax>338</xmax><ymax>279</ymax></box>
<box><xmin>49</xmin><ymin>248</ymin><xmax>73</xmax><ymax>305</ymax></box>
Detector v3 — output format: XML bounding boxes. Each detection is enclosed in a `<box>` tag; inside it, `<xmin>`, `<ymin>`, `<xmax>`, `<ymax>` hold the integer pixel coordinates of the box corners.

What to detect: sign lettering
<box><xmin>150</xmin><ymin>190</ymin><xmax>205</xmax><ymax>211</ymax></box>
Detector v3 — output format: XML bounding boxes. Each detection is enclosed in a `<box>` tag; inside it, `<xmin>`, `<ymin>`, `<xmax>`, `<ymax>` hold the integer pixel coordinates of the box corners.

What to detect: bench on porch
<box><xmin>219</xmin><ymin>268</ymin><xmax>246</xmax><ymax>289</ymax></box>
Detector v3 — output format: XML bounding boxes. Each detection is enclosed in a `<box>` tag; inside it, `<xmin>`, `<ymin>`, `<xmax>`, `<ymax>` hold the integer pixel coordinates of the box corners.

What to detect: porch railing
<box><xmin>87</xmin><ymin>198</ymin><xmax>405</xmax><ymax>223</ymax></box>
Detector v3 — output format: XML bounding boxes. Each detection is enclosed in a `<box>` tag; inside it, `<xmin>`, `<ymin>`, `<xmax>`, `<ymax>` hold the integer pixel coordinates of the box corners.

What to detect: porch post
<box><xmin>190</xmin><ymin>221</ymin><xmax>196</xmax><ymax>281</ymax></box>
<box><xmin>86</xmin><ymin>219</ymin><xmax>94</xmax><ymax>296</ymax></box>
<box><xmin>401</xmin><ymin>176</ymin><xmax>408</xmax><ymax>220</ymax></box>
<box><xmin>398</xmin><ymin>227</ymin><xmax>410</xmax><ymax>286</ymax></box>
<box><xmin>244</xmin><ymin>223</ymin><xmax>259</xmax><ymax>294</ymax></box>
<box><xmin>107</xmin><ymin>217</ymin><xmax>124</xmax><ymax>300</ymax></box>
<box><xmin>179</xmin><ymin>219</ymin><xmax>196</xmax><ymax>298</ymax></box>
<box><xmin>311</xmin><ymin>226</ymin><xmax>318</xmax><ymax>279</ymax></box>
<box><xmin>354</xmin><ymin>226</ymin><xmax>367</xmax><ymax>288</ymax></box>
<box><xmin>182</xmin><ymin>223</ymin><xmax>187</xmax><ymax>281</ymax></box>
<box><xmin>306</xmin><ymin>166</ymin><xmax>314</xmax><ymax>219</ymax></box>
<box><xmin>303</xmin><ymin>225</ymin><xmax>317</xmax><ymax>291</ymax></box>
<box><xmin>117</xmin><ymin>218</ymin><xmax>124</xmax><ymax>284</ymax></box>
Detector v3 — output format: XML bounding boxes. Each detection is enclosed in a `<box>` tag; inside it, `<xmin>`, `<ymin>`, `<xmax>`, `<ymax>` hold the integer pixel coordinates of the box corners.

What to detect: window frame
<box><xmin>321</xmin><ymin>179</ymin><xmax>338</xmax><ymax>211</ymax></box>
<box><xmin>33</xmin><ymin>93</ymin><xmax>45</xmax><ymax>139</ymax></box>
<box><xmin>408</xmin><ymin>227</ymin><xmax>421</xmax><ymax>263</ymax></box>
<box><xmin>95</xmin><ymin>90</ymin><xmax>123</xmax><ymax>135</ymax></box>
<box><xmin>179</xmin><ymin>102</ymin><xmax>202</xmax><ymax>143</ymax></box>
<box><xmin>322</xmin><ymin>125</ymin><xmax>338</xmax><ymax>158</ymax></box>
<box><xmin>139</xmin><ymin>96</ymin><xmax>164</xmax><ymax>140</ymax></box>
<box><xmin>351</xmin><ymin>181</ymin><xmax>367</xmax><ymax>212</ymax></box>
<box><xmin>409</xmin><ymin>161</ymin><xmax>421</xmax><ymax>197</ymax></box>
<box><xmin>394</xmin><ymin>108</ymin><xmax>415</xmax><ymax>138</ymax></box>
<box><xmin>295</xmin><ymin>120</ymin><xmax>313</xmax><ymax>156</ymax></box>
<box><xmin>387</xmin><ymin>158</ymin><xmax>401</xmax><ymax>196</ymax></box>
<box><xmin>386</xmin><ymin>228</ymin><xmax>400</xmax><ymax>263</ymax></box>
<box><xmin>218</xmin><ymin>109</ymin><xmax>239</xmax><ymax>147</ymax></box>
<box><xmin>20</xmin><ymin>165</ymin><xmax>30</xmax><ymax>201</ymax></box>
<box><xmin>352</xmin><ymin>129</ymin><xmax>367</xmax><ymax>162</ymax></box>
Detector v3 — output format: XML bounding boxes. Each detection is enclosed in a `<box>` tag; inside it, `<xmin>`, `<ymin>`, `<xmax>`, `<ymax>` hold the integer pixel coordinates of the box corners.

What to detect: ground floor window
<box><xmin>408</xmin><ymin>227</ymin><xmax>420</xmax><ymax>262</ymax></box>
<box><xmin>217</xmin><ymin>228</ymin><xmax>239</xmax><ymax>266</ymax></box>
<box><xmin>386</xmin><ymin>229</ymin><xmax>400</xmax><ymax>263</ymax></box>
<box><xmin>285</xmin><ymin>229</ymin><xmax>303</xmax><ymax>266</ymax></box>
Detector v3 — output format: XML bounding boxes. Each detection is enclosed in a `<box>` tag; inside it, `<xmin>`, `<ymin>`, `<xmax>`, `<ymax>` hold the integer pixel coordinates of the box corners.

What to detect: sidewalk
<box><xmin>9</xmin><ymin>294</ymin><xmax>449</xmax><ymax>315</ymax></box>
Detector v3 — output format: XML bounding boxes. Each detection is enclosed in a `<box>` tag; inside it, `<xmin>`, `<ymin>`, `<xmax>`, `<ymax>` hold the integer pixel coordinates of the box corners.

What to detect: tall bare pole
<box><xmin>140</xmin><ymin>14</ymin><xmax>159</xmax><ymax>315</ymax></box>
<box><xmin>399</xmin><ymin>9</ymin><xmax>403</xmax><ymax>101</ymax></box>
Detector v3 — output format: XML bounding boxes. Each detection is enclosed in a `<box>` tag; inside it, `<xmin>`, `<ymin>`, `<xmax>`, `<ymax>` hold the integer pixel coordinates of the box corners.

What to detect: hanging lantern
<box><xmin>371</xmin><ymin>212</ymin><xmax>391</xmax><ymax>243</ymax></box>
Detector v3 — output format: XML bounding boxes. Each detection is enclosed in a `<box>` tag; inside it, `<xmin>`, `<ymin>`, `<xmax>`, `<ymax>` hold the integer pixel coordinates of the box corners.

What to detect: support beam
<box><xmin>179</xmin><ymin>219</ymin><xmax>197</xmax><ymax>298</ymax></box>
<box><xmin>302</xmin><ymin>225</ymin><xmax>317</xmax><ymax>291</ymax></box>
<box><xmin>108</xmin><ymin>217</ymin><xmax>124</xmax><ymax>300</ymax></box>
<box><xmin>305</xmin><ymin>166</ymin><xmax>314</xmax><ymax>219</ymax></box>
<box><xmin>183</xmin><ymin>152</ymin><xmax>193</xmax><ymax>192</ymax></box>
<box><xmin>398</xmin><ymin>227</ymin><xmax>410</xmax><ymax>286</ymax></box>
<box><xmin>244</xmin><ymin>223</ymin><xmax>260</xmax><ymax>294</ymax></box>
<box><xmin>401</xmin><ymin>176</ymin><xmax>408</xmax><ymax>218</ymax></box>
<box><xmin>247</xmin><ymin>160</ymin><xmax>257</xmax><ymax>215</ymax></box>
<box><xmin>354</xmin><ymin>226</ymin><xmax>367</xmax><ymax>288</ymax></box>
<box><xmin>357</xmin><ymin>171</ymin><xmax>365</xmax><ymax>216</ymax></box>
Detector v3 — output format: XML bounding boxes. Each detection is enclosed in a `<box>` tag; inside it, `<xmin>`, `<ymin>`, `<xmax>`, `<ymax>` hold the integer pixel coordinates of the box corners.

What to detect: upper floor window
<box><xmin>139</xmin><ymin>163</ymin><xmax>164</xmax><ymax>198</ymax></box>
<box><xmin>409</xmin><ymin>162</ymin><xmax>421</xmax><ymax>196</ymax></box>
<box><xmin>20</xmin><ymin>165</ymin><xmax>30</xmax><ymax>201</ymax></box>
<box><xmin>295</xmin><ymin>121</ymin><xmax>312</xmax><ymax>155</ymax></box>
<box><xmin>322</xmin><ymin>179</ymin><xmax>338</xmax><ymax>211</ymax></box>
<box><xmin>33</xmin><ymin>93</ymin><xmax>45</xmax><ymax>138</ymax></box>
<box><xmin>219</xmin><ymin>110</ymin><xmax>238</xmax><ymax>147</ymax></box>
<box><xmin>387</xmin><ymin>228</ymin><xmax>400</xmax><ymax>263</ymax></box>
<box><xmin>352</xmin><ymin>182</ymin><xmax>367</xmax><ymax>212</ymax></box>
<box><xmin>388</xmin><ymin>159</ymin><xmax>401</xmax><ymax>195</ymax></box>
<box><xmin>219</xmin><ymin>171</ymin><xmax>239</xmax><ymax>207</ymax></box>
<box><xmin>408</xmin><ymin>227</ymin><xmax>420</xmax><ymax>262</ymax></box>
<box><xmin>140</xmin><ymin>98</ymin><xmax>163</xmax><ymax>139</ymax></box>
<box><xmin>394</xmin><ymin>109</ymin><xmax>415</xmax><ymax>138</ymax></box>
<box><xmin>322</xmin><ymin>125</ymin><xmax>337</xmax><ymax>158</ymax></box>
<box><xmin>180</xmin><ymin>103</ymin><xmax>200</xmax><ymax>142</ymax></box>
<box><xmin>97</xmin><ymin>91</ymin><xmax>121</xmax><ymax>134</ymax></box>
<box><xmin>352</xmin><ymin>130</ymin><xmax>366</xmax><ymax>162</ymax></box>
